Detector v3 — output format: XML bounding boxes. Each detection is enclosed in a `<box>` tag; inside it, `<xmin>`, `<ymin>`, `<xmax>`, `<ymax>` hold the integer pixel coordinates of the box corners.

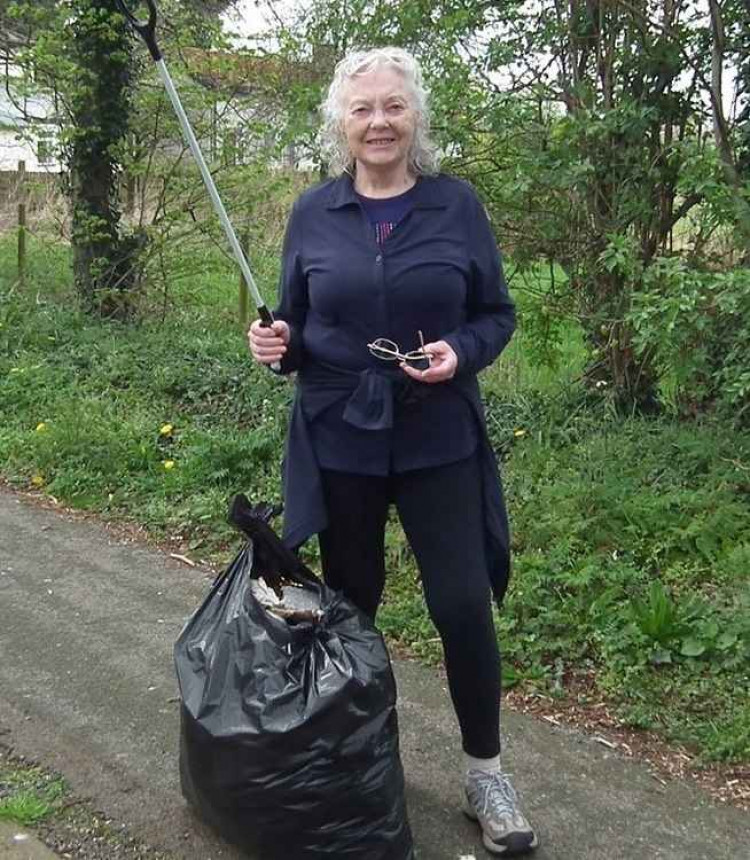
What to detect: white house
<box><xmin>182</xmin><ymin>47</ymin><xmax>320</xmax><ymax>172</ymax></box>
<box><xmin>0</xmin><ymin>47</ymin><xmax>62</xmax><ymax>174</ymax></box>
<box><xmin>0</xmin><ymin>38</ymin><xmax>317</xmax><ymax>178</ymax></box>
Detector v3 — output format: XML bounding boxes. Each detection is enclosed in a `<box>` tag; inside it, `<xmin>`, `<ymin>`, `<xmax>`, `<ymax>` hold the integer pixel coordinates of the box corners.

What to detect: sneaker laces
<box><xmin>470</xmin><ymin>770</ymin><xmax>519</xmax><ymax>818</ymax></box>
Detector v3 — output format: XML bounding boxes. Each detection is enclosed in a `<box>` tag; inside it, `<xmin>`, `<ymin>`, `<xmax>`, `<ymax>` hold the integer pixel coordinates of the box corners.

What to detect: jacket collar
<box><xmin>325</xmin><ymin>173</ymin><xmax>447</xmax><ymax>210</ymax></box>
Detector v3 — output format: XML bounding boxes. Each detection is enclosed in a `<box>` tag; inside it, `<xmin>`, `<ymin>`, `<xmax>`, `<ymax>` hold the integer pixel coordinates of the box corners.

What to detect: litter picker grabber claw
<box><xmin>116</xmin><ymin>0</ymin><xmax>281</xmax><ymax>370</ymax></box>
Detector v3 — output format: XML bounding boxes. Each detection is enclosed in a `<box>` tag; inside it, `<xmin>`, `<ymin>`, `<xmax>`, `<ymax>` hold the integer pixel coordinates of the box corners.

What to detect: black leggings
<box><xmin>318</xmin><ymin>454</ymin><xmax>501</xmax><ymax>759</ymax></box>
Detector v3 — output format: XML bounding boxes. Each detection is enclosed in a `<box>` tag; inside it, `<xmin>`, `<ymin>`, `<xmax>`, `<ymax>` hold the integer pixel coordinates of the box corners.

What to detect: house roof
<box><xmin>0</xmin><ymin>91</ymin><xmax>58</xmax><ymax>128</ymax></box>
<box><xmin>182</xmin><ymin>47</ymin><xmax>328</xmax><ymax>97</ymax></box>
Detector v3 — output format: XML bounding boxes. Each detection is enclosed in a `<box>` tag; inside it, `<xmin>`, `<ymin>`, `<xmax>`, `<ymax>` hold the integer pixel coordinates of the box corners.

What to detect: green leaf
<box><xmin>651</xmin><ymin>647</ymin><xmax>673</xmax><ymax>665</ymax></box>
<box><xmin>716</xmin><ymin>631</ymin><xmax>738</xmax><ymax>651</ymax></box>
<box><xmin>680</xmin><ymin>638</ymin><xmax>706</xmax><ymax>657</ymax></box>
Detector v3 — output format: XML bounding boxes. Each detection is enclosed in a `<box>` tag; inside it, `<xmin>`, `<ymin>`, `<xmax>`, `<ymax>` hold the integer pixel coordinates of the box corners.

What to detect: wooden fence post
<box><xmin>17</xmin><ymin>160</ymin><xmax>26</xmax><ymax>286</ymax></box>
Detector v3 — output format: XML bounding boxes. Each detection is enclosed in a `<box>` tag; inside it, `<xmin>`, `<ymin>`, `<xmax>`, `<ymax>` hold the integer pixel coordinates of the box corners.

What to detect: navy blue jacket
<box><xmin>274</xmin><ymin>173</ymin><xmax>516</xmax><ymax>604</ymax></box>
<box><xmin>276</xmin><ymin>173</ymin><xmax>515</xmax><ymax>472</ymax></box>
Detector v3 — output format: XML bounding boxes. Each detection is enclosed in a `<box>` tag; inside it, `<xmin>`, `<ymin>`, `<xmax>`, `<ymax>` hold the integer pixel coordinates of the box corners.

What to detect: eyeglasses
<box><xmin>367</xmin><ymin>331</ymin><xmax>432</xmax><ymax>369</ymax></box>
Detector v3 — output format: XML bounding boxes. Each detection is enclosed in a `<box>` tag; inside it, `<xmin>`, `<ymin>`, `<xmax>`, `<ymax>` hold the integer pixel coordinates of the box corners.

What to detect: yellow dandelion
<box><xmin>162</xmin><ymin>460</ymin><xmax>176</xmax><ymax>471</ymax></box>
<box><xmin>31</xmin><ymin>474</ymin><xmax>45</xmax><ymax>487</ymax></box>
<box><xmin>35</xmin><ymin>422</ymin><xmax>48</xmax><ymax>433</ymax></box>
<box><xmin>159</xmin><ymin>423</ymin><xmax>174</xmax><ymax>437</ymax></box>
<box><xmin>513</xmin><ymin>429</ymin><xmax>527</xmax><ymax>438</ymax></box>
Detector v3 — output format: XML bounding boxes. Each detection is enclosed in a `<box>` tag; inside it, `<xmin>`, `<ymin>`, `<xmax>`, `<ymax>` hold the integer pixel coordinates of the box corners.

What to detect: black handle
<box><xmin>116</xmin><ymin>0</ymin><xmax>161</xmax><ymax>62</ymax></box>
<box><xmin>257</xmin><ymin>304</ymin><xmax>275</xmax><ymax>326</ymax></box>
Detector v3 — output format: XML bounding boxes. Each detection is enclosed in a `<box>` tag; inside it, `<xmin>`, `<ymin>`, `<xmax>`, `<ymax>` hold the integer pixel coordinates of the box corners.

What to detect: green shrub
<box><xmin>628</xmin><ymin>259</ymin><xmax>750</xmax><ymax>418</ymax></box>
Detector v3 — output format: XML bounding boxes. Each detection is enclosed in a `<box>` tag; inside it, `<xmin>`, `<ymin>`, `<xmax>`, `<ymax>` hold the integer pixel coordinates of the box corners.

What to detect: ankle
<box><xmin>464</xmin><ymin>752</ymin><xmax>501</xmax><ymax>777</ymax></box>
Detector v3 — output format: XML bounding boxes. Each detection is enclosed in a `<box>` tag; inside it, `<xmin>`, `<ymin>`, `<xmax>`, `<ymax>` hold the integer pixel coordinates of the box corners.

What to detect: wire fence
<box><xmin>0</xmin><ymin>165</ymin><xmax>66</xmax><ymax>234</ymax></box>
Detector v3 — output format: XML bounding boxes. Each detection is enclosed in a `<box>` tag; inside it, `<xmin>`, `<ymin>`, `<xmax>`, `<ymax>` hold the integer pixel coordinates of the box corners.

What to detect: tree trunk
<box><xmin>68</xmin><ymin>0</ymin><xmax>142</xmax><ymax>318</ymax></box>
<box><xmin>708</xmin><ymin>0</ymin><xmax>750</xmax><ymax>254</ymax></box>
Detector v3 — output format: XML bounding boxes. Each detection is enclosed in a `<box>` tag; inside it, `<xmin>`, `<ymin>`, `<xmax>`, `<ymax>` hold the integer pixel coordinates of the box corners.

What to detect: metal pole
<box><xmin>116</xmin><ymin>0</ymin><xmax>279</xmax><ymax>368</ymax></box>
<box><xmin>239</xmin><ymin>227</ymin><xmax>250</xmax><ymax>328</ymax></box>
<box><xmin>154</xmin><ymin>60</ymin><xmax>267</xmax><ymax>318</ymax></box>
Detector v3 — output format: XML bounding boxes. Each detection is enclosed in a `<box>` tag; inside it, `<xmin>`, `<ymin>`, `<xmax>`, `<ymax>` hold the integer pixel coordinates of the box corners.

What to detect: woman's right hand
<box><xmin>248</xmin><ymin>319</ymin><xmax>290</xmax><ymax>366</ymax></box>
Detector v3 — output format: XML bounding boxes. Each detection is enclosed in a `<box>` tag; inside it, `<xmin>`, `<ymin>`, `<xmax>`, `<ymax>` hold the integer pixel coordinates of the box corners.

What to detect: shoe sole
<box><xmin>462</xmin><ymin>801</ymin><xmax>539</xmax><ymax>856</ymax></box>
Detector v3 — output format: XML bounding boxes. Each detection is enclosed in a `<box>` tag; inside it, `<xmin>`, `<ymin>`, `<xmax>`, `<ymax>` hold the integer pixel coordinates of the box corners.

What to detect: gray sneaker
<box><xmin>463</xmin><ymin>769</ymin><xmax>538</xmax><ymax>856</ymax></box>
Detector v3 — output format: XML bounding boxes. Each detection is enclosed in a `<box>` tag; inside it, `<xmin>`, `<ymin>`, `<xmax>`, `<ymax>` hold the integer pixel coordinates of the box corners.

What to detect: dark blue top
<box><xmin>357</xmin><ymin>186</ymin><xmax>416</xmax><ymax>245</ymax></box>
<box><xmin>274</xmin><ymin>172</ymin><xmax>515</xmax><ymax>476</ymax></box>
<box><xmin>273</xmin><ymin>173</ymin><xmax>517</xmax><ymax>605</ymax></box>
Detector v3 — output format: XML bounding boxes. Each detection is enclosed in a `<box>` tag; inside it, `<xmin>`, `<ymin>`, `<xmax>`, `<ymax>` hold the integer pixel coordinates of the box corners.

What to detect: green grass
<box><xmin>0</xmin><ymin>765</ymin><xmax>65</xmax><ymax>825</ymax></box>
<box><xmin>1</xmin><ymin>228</ymin><xmax>749</xmax><ymax>765</ymax></box>
<box><xmin>486</xmin><ymin>261</ymin><xmax>587</xmax><ymax>397</ymax></box>
<box><xmin>379</xmin><ymin>393</ymin><xmax>750</xmax><ymax>763</ymax></box>
<box><xmin>1</xmin><ymin>233</ymin><xmax>289</xmax><ymax>557</ymax></box>
<box><xmin>0</xmin><ymin>752</ymin><xmax>167</xmax><ymax>854</ymax></box>
<box><xmin>0</xmin><ymin>792</ymin><xmax>55</xmax><ymax>825</ymax></box>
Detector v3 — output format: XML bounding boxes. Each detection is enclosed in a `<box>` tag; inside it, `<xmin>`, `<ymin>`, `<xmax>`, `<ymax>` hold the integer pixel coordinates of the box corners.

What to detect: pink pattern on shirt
<box><xmin>375</xmin><ymin>221</ymin><xmax>396</xmax><ymax>245</ymax></box>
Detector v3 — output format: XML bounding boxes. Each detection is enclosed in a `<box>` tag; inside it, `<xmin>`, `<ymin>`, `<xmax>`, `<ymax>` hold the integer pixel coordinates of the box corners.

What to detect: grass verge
<box><xmin>0</xmin><ymin>762</ymin><xmax>65</xmax><ymax>825</ymax></box>
<box><xmin>0</xmin><ymin>748</ymin><xmax>170</xmax><ymax>857</ymax></box>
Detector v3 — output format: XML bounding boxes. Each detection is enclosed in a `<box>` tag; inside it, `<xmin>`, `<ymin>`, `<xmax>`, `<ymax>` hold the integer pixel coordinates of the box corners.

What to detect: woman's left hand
<box><xmin>400</xmin><ymin>340</ymin><xmax>458</xmax><ymax>384</ymax></box>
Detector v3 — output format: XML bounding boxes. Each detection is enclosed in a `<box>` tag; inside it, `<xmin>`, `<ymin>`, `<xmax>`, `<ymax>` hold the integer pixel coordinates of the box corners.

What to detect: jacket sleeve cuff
<box><xmin>277</xmin><ymin>323</ymin><xmax>303</xmax><ymax>374</ymax></box>
<box><xmin>442</xmin><ymin>333</ymin><xmax>469</xmax><ymax>376</ymax></box>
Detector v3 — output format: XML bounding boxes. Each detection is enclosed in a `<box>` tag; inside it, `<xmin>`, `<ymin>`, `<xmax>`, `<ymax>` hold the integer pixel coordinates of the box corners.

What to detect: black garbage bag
<box><xmin>174</xmin><ymin>495</ymin><xmax>415</xmax><ymax>860</ymax></box>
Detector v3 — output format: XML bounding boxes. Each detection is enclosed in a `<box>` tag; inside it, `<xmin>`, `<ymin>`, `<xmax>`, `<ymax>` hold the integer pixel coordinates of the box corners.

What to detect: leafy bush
<box><xmin>628</xmin><ymin>259</ymin><xmax>750</xmax><ymax>419</ymax></box>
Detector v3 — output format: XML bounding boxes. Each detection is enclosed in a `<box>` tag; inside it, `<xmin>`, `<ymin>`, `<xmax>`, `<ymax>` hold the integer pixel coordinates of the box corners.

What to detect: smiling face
<box><xmin>341</xmin><ymin>65</ymin><xmax>416</xmax><ymax>178</ymax></box>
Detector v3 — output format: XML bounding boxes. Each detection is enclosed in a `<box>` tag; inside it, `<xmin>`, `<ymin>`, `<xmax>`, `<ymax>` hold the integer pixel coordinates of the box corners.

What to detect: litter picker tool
<box><xmin>116</xmin><ymin>0</ymin><xmax>280</xmax><ymax>370</ymax></box>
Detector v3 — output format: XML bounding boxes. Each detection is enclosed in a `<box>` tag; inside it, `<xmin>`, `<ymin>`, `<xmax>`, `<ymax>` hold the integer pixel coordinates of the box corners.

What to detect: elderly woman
<box><xmin>248</xmin><ymin>48</ymin><xmax>537</xmax><ymax>856</ymax></box>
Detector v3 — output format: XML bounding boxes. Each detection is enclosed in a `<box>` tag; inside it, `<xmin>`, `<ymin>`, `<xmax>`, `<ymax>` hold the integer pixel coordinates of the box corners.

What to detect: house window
<box><xmin>37</xmin><ymin>133</ymin><xmax>55</xmax><ymax>166</ymax></box>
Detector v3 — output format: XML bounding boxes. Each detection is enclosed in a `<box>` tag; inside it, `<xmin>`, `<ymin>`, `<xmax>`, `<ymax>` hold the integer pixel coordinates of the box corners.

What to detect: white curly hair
<box><xmin>320</xmin><ymin>47</ymin><xmax>439</xmax><ymax>177</ymax></box>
